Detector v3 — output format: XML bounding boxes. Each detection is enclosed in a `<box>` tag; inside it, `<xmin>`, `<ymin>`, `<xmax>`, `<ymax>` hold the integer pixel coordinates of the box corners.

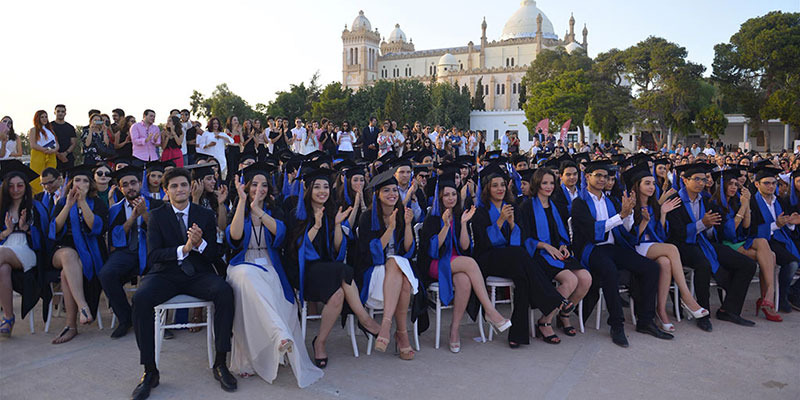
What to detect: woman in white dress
<box><xmin>355</xmin><ymin>170</ymin><xmax>417</xmax><ymax>360</ymax></box>
<box><xmin>0</xmin><ymin>116</ymin><xmax>23</xmax><ymax>160</ymax></box>
<box><xmin>197</xmin><ymin>117</ymin><xmax>233</xmax><ymax>180</ymax></box>
<box><xmin>0</xmin><ymin>161</ymin><xmax>49</xmax><ymax>337</ymax></box>
<box><xmin>225</xmin><ymin>163</ymin><xmax>323</xmax><ymax>388</ymax></box>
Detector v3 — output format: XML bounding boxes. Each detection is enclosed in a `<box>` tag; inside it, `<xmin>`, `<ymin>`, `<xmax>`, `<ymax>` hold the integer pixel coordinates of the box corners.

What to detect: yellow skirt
<box><xmin>30</xmin><ymin>149</ymin><xmax>56</xmax><ymax>194</ymax></box>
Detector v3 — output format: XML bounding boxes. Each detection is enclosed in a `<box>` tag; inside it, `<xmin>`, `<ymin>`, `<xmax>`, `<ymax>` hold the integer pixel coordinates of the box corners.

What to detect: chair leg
<box><xmin>477</xmin><ymin>305</ymin><xmax>486</xmax><ymax>343</ymax></box>
<box><xmin>488</xmin><ymin>286</ymin><xmax>496</xmax><ymax>341</ymax></box>
<box><xmin>413</xmin><ymin>319</ymin><xmax>420</xmax><ymax>352</ymax></box>
<box><xmin>774</xmin><ymin>265</ymin><xmax>780</xmax><ymax>308</ymax></box>
<box><xmin>435</xmin><ymin>292</ymin><xmax>441</xmax><ymax>349</ymax></box>
<box><xmin>154</xmin><ymin>309</ymin><xmax>162</xmax><ymax>369</ymax></box>
<box><xmin>630</xmin><ymin>296</ymin><xmax>636</xmax><ymax>326</ymax></box>
<box><xmin>206</xmin><ymin>305</ymin><xmax>214</xmax><ymax>369</ymax></box>
<box><xmin>301</xmin><ymin>302</ymin><xmax>308</xmax><ymax>340</ymax></box>
<box><xmin>578</xmin><ymin>299</ymin><xmax>585</xmax><ymax>334</ymax></box>
<box><xmin>366</xmin><ymin>308</ymin><xmax>374</xmax><ymax>355</ymax></box>
<box><xmin>348</xmin><ymin>314</ymin><xmax>359</xmax><ymax>357</ymax></box>
<box><xmin>673</xmin><ymin>283</ymin><xmax>681</xmax><ymax>322</ymax></box>
<box><xmin>595</xmin><ymin>289</ymin><xmax>603</xmax><ymax>330</ymax></box>
<box><xmin>28</xmin><ymin>312</ymin><xmax>35</xmax><ymax>334</ymax></box>
<box><xmin>45</xmin><ymin>299</ymin><xmax>53</xmax><ymax>333</ymax></box>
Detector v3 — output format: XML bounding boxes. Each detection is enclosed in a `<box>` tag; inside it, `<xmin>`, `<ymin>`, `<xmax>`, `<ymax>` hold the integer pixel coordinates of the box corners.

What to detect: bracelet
<box><xmin>735</xmin><ymin>214</ymin><xmax>744</xmax><ymax>218</ymax></box>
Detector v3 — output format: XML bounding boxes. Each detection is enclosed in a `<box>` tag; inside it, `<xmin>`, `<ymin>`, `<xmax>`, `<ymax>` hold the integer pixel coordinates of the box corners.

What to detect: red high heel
<box><xmin>756</xmin><ymin>298</ymin><xmax>783</xmax><ymax>322</ymax></box>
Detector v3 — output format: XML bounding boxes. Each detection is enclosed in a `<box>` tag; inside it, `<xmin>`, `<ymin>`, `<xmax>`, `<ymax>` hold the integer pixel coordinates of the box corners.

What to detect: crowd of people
<box><xmin>0</xmin><ymin>105</ymin><xmax>798</xmax><ymax>400</ymax></box>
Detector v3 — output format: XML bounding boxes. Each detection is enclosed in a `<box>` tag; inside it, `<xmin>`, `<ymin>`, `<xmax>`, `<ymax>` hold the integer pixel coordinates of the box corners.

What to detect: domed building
<box><xmin>341</xmin><ymin>0</ymin><xmax>588</xmax><ymax>113</ymax></box>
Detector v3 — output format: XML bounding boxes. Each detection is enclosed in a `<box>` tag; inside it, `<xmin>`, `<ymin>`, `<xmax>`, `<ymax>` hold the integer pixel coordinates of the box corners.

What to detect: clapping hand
<box><xmin>313</xmin><ymin>206</ymin><xmax>324</xmax><ymax>229</ymax></box>
<box><xmin>187</xmin><ymin>223</ymin><xmax>203</xmax><ymax>247</ymax></box>
<box><xmin>235</xmin><ymin>176</ymin><xmax>247</xmax><ymax>200</ymax></box>
<box><xmin>740</xmin><ymin>187</ymin><xmax>751</xmax><ymax>203</ymax></box>
<box><xmin>215</xmin><ymin>185</ymin><xmax>228</xmax><ymax>205</ymax></box>
<box><xmin>4</xmin><ymin>212</ymin><xmax>13</xmax><ymax>232</ymax></box>
<box><xmin>776</xmin><ymin>212</ymin><xmax>791</xmax><ymax>228</ymax></box>
<box><xmin>441</xmin><ymin>208</ymin><xmax>452</xmax><ymax>226</ymax></box>
<box><xmin>191</xmin><ymin>181</ymin><xmax>203</xmax><ymax>202</ymax></box>
<box><xmin>461</xmin><ymin>206</ymin><xmax>476</xmax><ymax>224</ymax></box>
<box><xmin>661</xmin><ymin>197</ymin><xmax>682</xmax><ymax>214</ymax></box>
<box><xmin>404</xmin><ymin>206</ymin><xmax>414</xmax><ymax>225</ymax></box>
<box><xmin>641</xmin><ymin>206</ymin><xmax>651</xmax><ymax>223</ymax></box>
<box><xmin>701</xmin><ymin>210</ymin><xmax>722</xmax><ymax>227</ymax></box>
<box><xmin>387</xmin><ymin>209</ymin><xmax>398</xmax><ymax>231</ymax></box>
<box><xmin>133</xmin><ymin>196</ymin><xmax>147</xmax><ymax>216</ymax></box>
<box><xmin>620</xmin><ymin>191</ymin><xmax>635</xmax><ymax>218</ymax></box>
<box><xmin>335</xmin><ymin>206</ymin><xmax>352</xmax><ymax>225</ymax></box>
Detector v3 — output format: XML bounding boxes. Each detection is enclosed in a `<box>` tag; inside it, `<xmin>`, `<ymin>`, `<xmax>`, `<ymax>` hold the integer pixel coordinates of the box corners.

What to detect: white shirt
<box><xmin>337</xmin><ymin>130</ymin><xmax>355</xmax><ymax>152</ymax></box>
<box><xmin>703</xmin><ymin>147</ymin><xmax>716</xmax><ymax>156</ymax></box>
<box><xmin>0</xmin><ymin>139</ymin><xmax>16</xmax><ymax>159</ymax></box>
<box><xmin>180</xmin><ymin>120</ymin><xmax>192</xmax><ymax>155</ymax></box>
<box><xmin>36</xmin><ymin>127</ymin><xmax>57</xmax><ymax>147</ymax></box>
<box><xmin>500</xmin><ymin>134</ymin><xmax>509</xmax><ymax>154</ymax></box>
<box><xmin>763</xmin><ymin>195</ymin><xmax>795</xmax><ymax>233</ymax></box>
<box><xmin>172</xmin><ymin>204</ymin><xmax>207</xmax><ymax>261</ymax></box>
<box><xmin>428</xmin><ymin>131</ymin><xmax>438</xmax><ymax>144</ymax></box>
<box><xmin>291</xmin><ymin>127</ymin><xmax>306</xmax><ymax>153</ymax></box>
<box><xmin>586</xmin><ymin>191</ymin><xmax>634</xmax><ymax>246</ymax></box>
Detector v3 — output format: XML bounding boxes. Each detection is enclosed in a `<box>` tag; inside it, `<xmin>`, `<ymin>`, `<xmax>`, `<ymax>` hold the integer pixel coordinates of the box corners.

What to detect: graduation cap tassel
<box><xmin>431</xmin><ymin>180</ymin><xmax>440</xmax><ymax>217</ymax></box>
<box><xmin>294</xmin><ymin>182</ymin><xmax>307</xmax><ymax>220</ymax></box>
<box><xmin>282</xmin><ymin>170</ymin><xmax>291</xmax><ymax>197</ymax></box>
<box><xmin>371</xmin><ymin>191</ymin><xmax>380</xmax><ymax>231</ymax></box>
<box><xmin>343</xmin><ymin>175</ymin><xmax>352</xmax><ymax>206</ymax></box>
<box><xmin>475</xmin><ymin>177</ymin><xmax>483</xmax><ymax>208</ymax></box>
<box><xmin>720</xmin><ymin>172</ymin><xmax>727</xmax><ymax>210</ymax></box>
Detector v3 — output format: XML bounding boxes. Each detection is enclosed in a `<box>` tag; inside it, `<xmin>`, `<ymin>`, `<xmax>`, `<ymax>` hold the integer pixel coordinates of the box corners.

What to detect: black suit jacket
<box><xmin>362</xmin><ymin>126</ymin><xmax>378</xmax><ymax>160</ymax></box>
<box><xmin>146</xmin><ymin>203</ymin><xmax>218</xmax><ymax>275</ymax></box>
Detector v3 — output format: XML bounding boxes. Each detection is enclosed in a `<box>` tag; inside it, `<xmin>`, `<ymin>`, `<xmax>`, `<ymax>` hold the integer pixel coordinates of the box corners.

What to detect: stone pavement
<box><xmin>1</xmin><ymin>282</ymin><xmax>798</xmax><ymax>400</ymax></box>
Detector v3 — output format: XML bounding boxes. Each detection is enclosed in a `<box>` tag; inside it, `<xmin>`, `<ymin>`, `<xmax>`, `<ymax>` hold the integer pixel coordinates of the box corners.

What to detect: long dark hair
<box><xmin>630</xmin><ymin>176</ymin><xmax>662</xmax><ymax>225</ymax></box>
<box><xmin>479</xmin><ymin>175</ymin><xmax>514</xmax><ymax>208</ymax></box>
<box><xmin>371</xmin><ymin>185</ymin><xmax>405</xmax><ymax>233</ymax></box>
<box><xmin>437</xmin><ymin>184</ymin><xmax>463</xmax><ymax>221</ymax></box>
<box><xmin>711</xmin><ymin>177</ymin><xmax>739</xmax><ymax>215</ymax></box>
<box><xmin>1</xmin><ymin>116</ymin><xmax>17</xmax><ymax>141</ymax></box>
<box><xmin>169</xmin><ymin>116</ymin><xmax>183</xmax><ymax>137</ymax></box>
<box><xmin>530</xmin><ymin>168</ymin><xmax>556</xmax><ymax>201</ymax></box>
<box><xmin>336</xmin><ymin>172</ymin><xmax>365</xmax><ymax>207</ymax></box>
<box><xmin>0</xmin><ymin>172</ymin><xmax>33</xmax><ymax>229</ymax></box>
<box><xmin>288</xmin><ymin>177</ymin><xmax>338</xmax><ymax>254</ymax></box>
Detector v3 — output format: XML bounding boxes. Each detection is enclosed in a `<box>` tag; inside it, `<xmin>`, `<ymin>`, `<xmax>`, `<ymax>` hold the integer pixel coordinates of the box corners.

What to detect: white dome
<box><xmin>388</xmin><ymin>24</ymin><xmax>407</xmax><ymax>43</ymax></box>
<box><xmin>500</xmin><ymin>0</ymin><xmax>557</xmax><ymax>41</ymax></box>
<box><xmin>438</xmin><ymin>53</ymin><xmax>458</xmax><ymax>66</ymax></box>
<box><xmin>564</xmin><ymin>41</ymin><xmax>583</xmax><ymax>54</ymax></box>
<box><xmin>352</xmin><ymin>10</ymin><xmax>372</xmax><ymax>31</ymax></box>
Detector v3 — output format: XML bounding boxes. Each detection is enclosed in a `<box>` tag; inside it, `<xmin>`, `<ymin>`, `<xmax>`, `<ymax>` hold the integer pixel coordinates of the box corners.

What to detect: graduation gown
<box><xmin>418</xmin><ymin>213</ymin><xmax>474</xmax><ymax>311</ymax></box>
<box><xmin>570</xmin><ymin>190</ymin><xmax>636</xmax><ymax>268</ymax></box>
<box><xmin>286</xmin><ymin>211</ymin><xmax>349</xmax><ymax>304</ymax></box>
<box><xmin>748</xmin><ymin>191</ymin><xmax>800</xmax><ymax>265</ymax></box>
<box><xmin>107</xmin><ymin>196</ymin><xmax>163</xmax><ymax>274</ymax></box>
<box><xmin>48</xmin><ymin>197</ymin><xmax>109</xmax><ymax>318</ymax></box>
<box><xmin>7</xmin><ymin>200</ymin><xmax>52</xmax><ymax>322</ymax></box>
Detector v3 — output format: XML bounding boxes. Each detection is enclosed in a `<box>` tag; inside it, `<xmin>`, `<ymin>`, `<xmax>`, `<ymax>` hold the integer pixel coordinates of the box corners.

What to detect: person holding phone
<box><xmin>28</xmin><ymin>110</ymin><xmax>60</xmax><ymax>194</ymax></box>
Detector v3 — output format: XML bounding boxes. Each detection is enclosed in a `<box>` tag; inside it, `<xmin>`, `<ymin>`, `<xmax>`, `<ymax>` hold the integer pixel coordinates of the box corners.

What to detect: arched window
<box><xmin>502</xmin><ymin>84</ymin><xmax>505</xmax><ymax>95</ymax></box>
<box><xmin>511</xmin><ymin>57</ymin><xmax>515</xmax><ymax>67</ymax></box>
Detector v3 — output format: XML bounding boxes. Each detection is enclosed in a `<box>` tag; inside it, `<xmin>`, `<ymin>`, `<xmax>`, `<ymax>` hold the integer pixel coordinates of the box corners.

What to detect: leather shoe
<box><xmin>716</xmin><ymin>310</ymin><xmax>755</xmax><ymax>327</ymax></box>
<box><xmin>163</xmin><ymin>329</ymin><xmax>174</xmax><ymax>340</ymax></box>
<box><xmin>130</xmin><ymin>370</ymin><xmax>159</xmax><ymax>400</ymax></box>
<box><xmin>696</xmin><ymin>316</ymin><xmax>713</xmax><ymax>332</ymax></box>
<box><xmin>610</xmin><ymin>326</ymin><xmax>629</xmax><ymax>348</ymax></box>
<box><xmin>212</xmin><ymin>364</ymin><xmax>237</xmax><ymax>392</ymax></box>
<box><xmin>111</xmin><ymin>322</ymin><xmax>131</xmax><ymax>339</ymax></box>
<box><xmin>635</xmin><ymin>321</ymin><xmax>674</xmax><ymax>340</ymax></box>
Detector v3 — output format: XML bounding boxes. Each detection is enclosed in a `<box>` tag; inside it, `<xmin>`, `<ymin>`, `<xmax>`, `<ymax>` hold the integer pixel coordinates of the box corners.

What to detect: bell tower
<box><xmin>342</xmin><ymin>11</ymin><xmax>381</xmax><ymax>90</ymax></box>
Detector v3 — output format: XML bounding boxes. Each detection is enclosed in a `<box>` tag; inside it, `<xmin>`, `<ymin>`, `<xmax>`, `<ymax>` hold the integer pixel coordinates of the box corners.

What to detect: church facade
<box><xmin>341</xmin><ymin>0</ymin><xmax>588</xmax><ymax>112</ymax></box>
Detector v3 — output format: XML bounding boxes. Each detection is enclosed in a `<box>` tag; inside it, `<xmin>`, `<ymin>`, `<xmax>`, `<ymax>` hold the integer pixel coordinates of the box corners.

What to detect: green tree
<box><xmin>586</xmin><ymin>49</ymin><xmax>635</xmax><ymax>140</ymax></box>
<box><xmin>427</xmin><ymin>83</ymin><xmax>470</xmax><ymax>128</ymax></box>
<box><xmin>311</xmin><ymin>82</ymin><xmax>351</xmax><ymax>122</ymax></box>
<box><xmin>713</xmin><ymin>11</ymin><xmax>800</xmax><ymax>147</ymax></box>
<box><xmin>523</xmin><ymin>69</ymin><xmax>592</xmax><ymax>139</ymax></box>
<box><xmin>695</xmin><ymin>104</ymin><xmax>728</xmax><ymax>139</ymax></box>
<box><xmin>517</xmin><ymin>82</ymin><xmax>526</xmax><ymax>110</ymax></box>
<box><xmin>188</xmin><ymin>83</ymin><xmax>263</xmax><ymax>123</ymax></box>
<box><xmin>472</xmin><ymin>77</ymin><xmax>486</xmax><ymax>111</ymax></box>
<box><xmin>383</xmin><ymin>82</ymin><xmax>404</xmax><ymax>122</ymax></box>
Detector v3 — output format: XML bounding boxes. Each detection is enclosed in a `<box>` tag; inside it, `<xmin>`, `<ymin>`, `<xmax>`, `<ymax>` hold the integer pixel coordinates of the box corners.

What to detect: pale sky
<box><xmin>2</xmin><ymin>0</ymin><xmax>797</xmax><ymax>131</ymax></box>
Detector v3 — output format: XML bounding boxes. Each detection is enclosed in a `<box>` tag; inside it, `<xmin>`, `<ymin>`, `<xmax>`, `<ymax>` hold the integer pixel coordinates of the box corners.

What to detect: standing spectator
<box><xmin>196</xmin><ymin>117</ymin><xmax>232</xmax><ymax>179</ymax></box>
<box><xmin>0</xmin><ymin>116</ymin><xmax>22</xmax><ymax>160</ymax></box>
<box><xmin>110</xmin><ymin>108</ymin><xmax>125</xmax><ymax>133</ymax></box>
<box><xmin>114</xmin><ymin>115</ymin><xmax>135</xmax><ymax>160</ymax></box>
<box><xmin>500</xmin><ymin>130</ymin><xmax>510</xmax><ymax>154</ymax></box>
<box><xmin>467</xmin><ymin>130</ymin><xmax>477</xmax><ymax>156</ymax></box>
<box><xmin>179</xmin><ymin>109</ymin><xmax>193</xmax><ymax>165</ymax></box>
<box><xmin>336</xmin><ymin>120</ymin><xmax>356</xmax><ymax>159</ymax></box>
<box><xmin>376</xmin><ymin>120</ymin><xmax>396</xmax><ymax>158</ymax></box>
<box><xmin>51</xmin><ymin>104</ymin><xmax>77</xmax><ymax>170</ymax></box>
<box><xmin>130</xmin><ymin>109</ymin><xmax>161</xmax><ymax>165</ymax></box>
<box><xmin>82</xmin><ymin>113</ymin><xmax>110</xmax><ymax>164</ymax></box>
<box><xmin>703</xmin><ymin>142</ymin><xmax>717</xmax><ymax>156</ymax></box>
<box><xmin>161</xmin><ymin>116</ymin><xmax>184</xmax><ymax>167</ymax></box>
<box><xmin>690</xmin><ymin>143</ymin><xmax>702</xmax><ymax>157</ymax></box>
<box><xmin>290</xmin><ymin>118</ymin><xmax>306</xmax><ymax>154</ymax></box>
<box><xmin>320</xmin><ymin>119</ymin><xmax>338</xmax><ymax>157</ymax></box>
<box><xmin>28</xmin><ymin>110</ymin><xmax>59</xmax><ymax>193</ymax></box>
<box><xmin>362</xmin><ymin>117</ymin><xmax>379</xmax><ymax>161</ymax></box>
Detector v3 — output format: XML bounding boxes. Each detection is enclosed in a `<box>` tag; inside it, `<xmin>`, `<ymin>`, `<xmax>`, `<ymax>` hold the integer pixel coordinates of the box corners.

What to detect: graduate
<box><xmin>355</xmin><ymin>169</ymin><xmax>418</xmax><ymax>360</ymax></box>
<box><xmin>141</xmin><ymin>161</ymin><xmax>168</xmax><ymax>200</ymax></box>
<box><xmin>470</xmin><ymin>163</ymin><xmax>570</xmax><ymax>348</ymax></box>
<box><xmin>518</xmin><ymin>168</ymin><xmax>591</xmax><ymax>342</ymax></box>
<box><xmin>418</xmin><ymin>168</ymin><xmax>511</xmax><ymax>353</ymax></box>
<box><xmin>286</xmin><ymin>167</ymin><xmax>381</xmax><ymax>368</ymax></box>
<box><xmin>551</xmin><ymin>159</ymin><xmax>581</xmax><ymax>229</ymax></box>
<box><xmin>779</xmin><ymin>168</ymin><xmax>800</xmax><ymax>311</ymax></box>
<box><xmin>0</xmin><ymin>160</ymin><xmax>51</xmax><ymax>337</ymax></box>
<box><xmin>747</xmin><ymin>164</ymin><xmax>799</xmax><ymax>321</ymax></box>
<box><xmin>99</xmin><ymin>165</ymin><xmax>164</xmax><ymax>339</ymax></box>
<box><xmin>225</xmin><ymin>162</ymin><xmax>323</xmax><ymax>388</ymax></box>
<box><xmin>666</xmin><ymin>162</ymin><xmax>757</xmax><ymax>331</ymax></box>
<box><xmin>48</xmin><ymin>164</ymin><xmax>108</xmax><ymax>344</ymax></box>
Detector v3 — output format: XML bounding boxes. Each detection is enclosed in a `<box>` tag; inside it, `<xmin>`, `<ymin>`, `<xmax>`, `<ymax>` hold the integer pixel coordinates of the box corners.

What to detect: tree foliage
<box><xmin>472</xmin><ymin>77</ymin><xmax>486</xmax><ymax>111</ymax></box>
<box><xmin>189</xmin><ymin>83</ymin><xmax>264</xmax><ymax>123</ymax></box>
<box><xmin>695</xmin><ymin>104</ymin><xmax>728</xmax><ymax>139</ymax></box>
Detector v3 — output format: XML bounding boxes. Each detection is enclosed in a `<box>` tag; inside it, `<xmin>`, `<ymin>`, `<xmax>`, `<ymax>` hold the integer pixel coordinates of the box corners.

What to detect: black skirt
<box><xmin>534</xmin><ymin>254</ymin><xmax>585</xmax><ymax>280</ymax></box>
<box><xmin>302</xmin><ymin>261</ymin><xmax>354</xmax><ymax>303</ymax></box>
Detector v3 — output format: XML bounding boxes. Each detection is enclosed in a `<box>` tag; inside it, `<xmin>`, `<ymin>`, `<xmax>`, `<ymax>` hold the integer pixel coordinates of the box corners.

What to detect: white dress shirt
<box><xmin>587</xmin><ymin>191</ymin><xmax>634</xmax><ymax>246</ymax></box>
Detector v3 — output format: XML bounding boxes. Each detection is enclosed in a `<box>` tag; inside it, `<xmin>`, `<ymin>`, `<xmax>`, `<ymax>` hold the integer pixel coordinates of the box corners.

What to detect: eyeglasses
<box><xmin>41</xmin><ymin>179</ymin><xmax>56</xmax><ymax>186</ymax></box>
<box><xmin>760</xmin><ymin>180</ymin><xmax>777</xmax><ymax>186</ymax></box>
<box><xmin>591</xmin><ymin>173</ymin><xmax>608</xmax><ymax>180</ymax></box>
<box><xmin>689</xmin><ymin>177</ymin><xmax>708</xmax><ymax>183</ymax></box>
<box><xmin>95</xmin><ymin>171</ymin><xmax>111</xmax><ymax>177</ymax></box>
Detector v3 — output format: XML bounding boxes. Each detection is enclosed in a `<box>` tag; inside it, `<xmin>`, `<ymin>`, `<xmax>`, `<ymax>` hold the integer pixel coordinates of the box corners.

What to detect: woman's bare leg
<box><xmin>341</xmin><ymin>280</ymin><xmax>380</xmax><ymax>333</ymax></box>
<box><xmin>394</xmin><ymin>278</ymin><xmax>412</xmax><ymax>350</ymax></box>
<box><xmin>314</xmin><ymin>288</ymin><xmax>344</xmax><ymax>361</ymax></box>
<box><xmin>646</xmin><ymin>243</ymin><xmax>702</xmax><ymax>312</ymax></box>
<box><xmin>449</xmin><ymin>256</ymin><xmax>505</xmax><ymax>324</ymax></box>
<box><xmin>449</xmin><ymin>272</ymin><xmax>470</xmax><ymax>344</ymax></box>
<box><xmin>377</xmin><ymin>258</ymin><xmax>403</xmax><ymax>340</ymax></box>
<box><xmin>53</xmin><ymin>248</ymin><xmax>91</xmax><ymax>324</ymax></box>
<box><xmin>0</xmin><ymin>248</ymin><xmax>23</xmax><ymax>320</ymax></box>
<box><xmin>541</xmin><ymin>270</ymin><xmax>577</xmax><ymax>336</ymax></box>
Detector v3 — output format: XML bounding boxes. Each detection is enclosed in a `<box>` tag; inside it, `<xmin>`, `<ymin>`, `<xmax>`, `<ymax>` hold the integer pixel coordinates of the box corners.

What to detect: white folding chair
<box><xmin>365</xmin><ymin>305</ymin><xmax>420</xmax><ymax>355</ymax></box>
<box><xmin>594</xmin><ymin>286</ymin><xmax>636</xmax><ymax>329</ymax></box>
<box><xmin>300</xmin><ymin>301</ymin><xmax>360</xmax><ymax>357</ymax></box>
<box><xmin>484</xmin><ymin>276</ymin><xmax>514</xmax><ymax>341</ymax></box>
<box><xmin>45</xmin><ymin>281</ymin><xmax>103</xmax><ymax>332</ymax></box>
<box><xmin>110</xmin><ymin>282</ymin><xmax>139</xmax><ymax>329</ymax></box>
<box><xmin>154</xmin><ymin>295</ymin><xmax>214</xmax><ymax>369</ymax></box>
<box><xmin>9</xmin><ymin>292</ymin><xmax>35</xmax><ymax>333</ymax></box>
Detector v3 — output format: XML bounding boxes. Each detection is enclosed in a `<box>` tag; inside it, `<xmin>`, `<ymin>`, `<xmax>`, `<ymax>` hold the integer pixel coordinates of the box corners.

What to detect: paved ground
<box><xmin>1</xmin><ymin>282</ymin><xmax>798</xmax><ymax>400</ymax></box>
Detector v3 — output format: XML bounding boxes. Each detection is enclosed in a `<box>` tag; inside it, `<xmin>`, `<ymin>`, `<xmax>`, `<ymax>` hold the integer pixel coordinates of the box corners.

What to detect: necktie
<box><xmin>45</xmin><ymin>193</ymin><xmax>54</xmax><ymax>215</ymax></box>
<box><xmin>176</xmin><ymin>211</ymin><xmax>194</xmax><ymax>276</ymax></box>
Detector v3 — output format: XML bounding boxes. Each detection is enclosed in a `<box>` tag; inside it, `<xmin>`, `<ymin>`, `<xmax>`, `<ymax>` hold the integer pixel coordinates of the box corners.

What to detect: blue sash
<box><xmin>487</xmin><ymin>202</ymin><xmax>520</xmax><ymax>247</ymax></box>
<box><xmin>578</xmin><ymin>190</ymin><xmax>632</xmax><ymax>268</ymax></box>
<box><xmin>428</xmin><ymin>220</ymin><xmax>456</xmax><ymax>306</ymax></box>
<box><xmin>561</xmin><ymin>184</ymin><xmax>574</xmax><ymax>214</ymax></box>
<box><xmin>527</xmin><ymin>197</ymin><xmax>570</xmax><ymax>268</ymax></box>
<box><xmin>48</xmin><ymin>199</ymin><xmax>104</xmax><ymax>279</ymax></box>
<box><xmin>679</xmin><ymin>188</ymin><xmax>720</xmax><ymax>273</ymax></box>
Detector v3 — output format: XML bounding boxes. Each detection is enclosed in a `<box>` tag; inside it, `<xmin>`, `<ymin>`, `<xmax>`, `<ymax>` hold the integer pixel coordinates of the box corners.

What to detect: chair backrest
<box><xmin>567</xmin><ymin>216</ymin><xmax>573</xmax><ymax>243</ymax></box>
<box><xmin>412</xmin><ymin>222</ymin><xmax>423</xmax><ymax>261</ymax></box>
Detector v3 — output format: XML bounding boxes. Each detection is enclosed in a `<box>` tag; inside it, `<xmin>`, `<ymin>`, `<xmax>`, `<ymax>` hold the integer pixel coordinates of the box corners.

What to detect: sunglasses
<box><xmin>95</xmin><ymin>171</ymin><xmax>111</xmax><ymax>177</ymax></box>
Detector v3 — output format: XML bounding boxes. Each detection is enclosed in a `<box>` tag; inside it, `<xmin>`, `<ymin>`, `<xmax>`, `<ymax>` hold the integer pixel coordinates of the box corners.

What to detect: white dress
<box><xmin>365</xmin><ymin>237</ymin><xmax>419</xmax><ymax>309</ymax></box>
<box><xmin>226</xmin><ymin>225</ymin><xmax>323</xmax><ymax>388</ymax></box>
<box><xmin>196</xmin><ymin>130</ymin><xmax>232</xmax><ymax>178</ymax></box>
<box><xmin>2</xmin><ymin>232</ymin><xmax>36</xmax><ymax>271</ymax></box>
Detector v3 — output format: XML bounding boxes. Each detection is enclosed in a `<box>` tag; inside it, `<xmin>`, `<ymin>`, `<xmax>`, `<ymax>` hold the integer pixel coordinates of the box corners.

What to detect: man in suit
<box><xmin>551</xmin><ymin>159</ymin><xmax>580</xmax><ymax>229</ymax></box>
<box><xmin>130</xmin><ymin>167</ymin><xmax>236</xmax><ymax>400</ymax></box>
<box><xmin>572</xmin><ymin>160</ymin><xmax>672</xmax><ymax>347</ymax></box>
<box><xmin>34</xmin><ymin>167</ymin><xmax>63</xmax><ymax>217</ymax></box>
<box><xmin>362</xmin><ymin>116</ymin><xmax>379</xmax><ymax>161</ymax></box>
<box><xmin>98</xmin><ymin>166</ymin><xmax>163</xmax><ymax>339</ymax></box>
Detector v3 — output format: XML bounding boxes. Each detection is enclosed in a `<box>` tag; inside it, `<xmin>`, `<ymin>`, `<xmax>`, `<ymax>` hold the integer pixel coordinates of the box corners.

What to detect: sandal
<box><xmin>534</xmin><ymin>321</ymin><xmax>561</xmax><ymax>344</ymax></box>
<box><xmin>279</xmin><ymin>339</ymin><xmax>293</xmax><ymax>354</ymax></box>
<box><xmin>373</xmin><ymin>318</ymin><xmax>391</xmax><ymax>352</ymax></box>
<box><xmin>558</xmin><ymin>299</ymin><xmax>575</xmax><ymax>315</ymax></box>
<box><xmin>311</xmin><ymin>336</ymin><xmax>327</xmax><ymax>368</ymax></box>
<box><xmin>188</xmin><ymin>316</ymin><xmax>204</xmax><ymax>333</ymax></box>
<box><xmin>79</xmin><ymin>307</ymin><xmax>93</xmax><ymax>325</ymax></box>
<box><xmin>556</xmin><ymin>312</ymin><xmax>577</xmax><ymax>336</ymax></box>
<box><xmin>0</xmin><ymin>315</ymin><xmax>15</xmax><ymax>338</ymax></box>
<box><xmin>52</xmin><ymin>326</ymin><xmax>77</xmax><ymax>344</ymax></box>
<box><xmin>394</xmin><ymin>330</ymin><xmax>415</xmax><ymax>360</ymax></box>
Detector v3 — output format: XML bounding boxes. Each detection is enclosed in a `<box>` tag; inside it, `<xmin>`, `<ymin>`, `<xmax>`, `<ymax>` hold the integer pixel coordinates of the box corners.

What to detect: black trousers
<box><xmin>675</xmin><ymin>242</ymin><xmax>756</xmax><ymax>315</ymax></box>
<box><xmin>583</xmin><ymin>244</ymin><xmax>659</xmax><ymax>329</ymax></box>
<box><xmin>132</xmin><ymin>269</ymin><xmax>234</xmax><ymax>366</ymax></box>
<box><xmin>477</xmin><ymin>247</ymin><xmax>563</xmax><ymax>344</ymax></box>
<box><xmin>98</xmin><ymin>250</ymin><xmax>139</xmax><ymax>327</ymax></box>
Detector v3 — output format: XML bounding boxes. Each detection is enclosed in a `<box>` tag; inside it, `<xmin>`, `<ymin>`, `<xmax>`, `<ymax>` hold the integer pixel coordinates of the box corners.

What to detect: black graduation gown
<box><xmin>8</xmin><ymin>200</ymin><xmax>52</xmax><ymax>322</ymax></box>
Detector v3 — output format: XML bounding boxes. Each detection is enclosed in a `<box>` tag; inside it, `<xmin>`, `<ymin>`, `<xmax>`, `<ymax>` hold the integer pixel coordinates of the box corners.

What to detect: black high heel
<box><xmin>559</xmin><ymin>299</ymin><xmax>575</xmax><ymax>315</ymax></box>
<box><xmin>311</xmin><ymin>336</ymin><xmax>328</xmax><ymax>369</ymax></box>
<box><xmin>357</xmin><ymin>321</ymin><xmax>379</xmax><ymax>339</ymax></box>
<box><xmin>534</xmin><ymin>322</ymin><xmax>561</xmax><ymax>344</ymax></box>
<box><xmin>556</xmin><ymin>312</ymin><xmax>577</xmax><ymax>336</ymax></box>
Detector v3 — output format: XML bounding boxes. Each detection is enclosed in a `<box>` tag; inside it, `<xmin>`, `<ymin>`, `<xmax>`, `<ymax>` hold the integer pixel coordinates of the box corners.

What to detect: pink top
<box><xmin>130</xmin><ymin>121</ymin><xmax>161</xmax><ymax>162</ymax></box>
